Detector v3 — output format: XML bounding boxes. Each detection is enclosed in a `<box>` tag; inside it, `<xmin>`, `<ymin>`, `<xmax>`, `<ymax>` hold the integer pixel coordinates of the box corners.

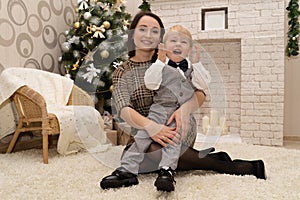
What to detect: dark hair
<box><xmin>127</xmin><ymin>11</ymin><xmax>165</xmax><ymax>62</ymax></box>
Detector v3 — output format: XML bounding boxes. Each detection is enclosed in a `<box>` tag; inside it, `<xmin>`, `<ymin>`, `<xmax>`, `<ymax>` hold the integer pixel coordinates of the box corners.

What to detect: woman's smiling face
<box><xmin>133</xmin><ymin>15</ymin><xmax>161</xmax><ymax>51</ymax></box>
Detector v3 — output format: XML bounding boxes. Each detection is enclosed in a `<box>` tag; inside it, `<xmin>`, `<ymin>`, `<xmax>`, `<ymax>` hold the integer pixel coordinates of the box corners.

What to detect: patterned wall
<box><xmin>0</xmin><ymin>0</ymin><xmax>77</xmax><ymax>74</ymax></box>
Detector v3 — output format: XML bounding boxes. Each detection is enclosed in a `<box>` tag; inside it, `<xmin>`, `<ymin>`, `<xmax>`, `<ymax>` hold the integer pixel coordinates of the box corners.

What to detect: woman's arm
<box><xmin>120</xmin><ymin>106</ymin><xmax>180</xmax><ymax>147</ymax></box>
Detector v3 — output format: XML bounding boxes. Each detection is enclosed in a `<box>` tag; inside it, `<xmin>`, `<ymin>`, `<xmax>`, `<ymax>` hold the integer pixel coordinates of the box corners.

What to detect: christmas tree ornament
<box><xmin>65</xmin><ymin>73</ymin><xmax>71</xmax><ymax>79</ymax></box>
<box><xmin>78</xmin><ymin>0</ymin><xmax>89</xmax><ymax>10</ymax></box>
<box><xmin>100</xmin><ymin>50</ymin><xmax>109</xmax><ymax>59</ymax></box>
<box><xmin>84</xmin><ymin>12</ymin><xmax>92</xmax><ymax>20</ymax></box>
<box><xmin>109</xmin><ymin>85</ymin><xmax>113</xmax><ymax>92</ymax></box>
<box><xmin>74</xmin><ymin>21</ymin><xmax>80</xmax><ymax>29</ymax></box>
<box><xmin>61</xmin><ymin>42</ymin><xmax>71</xmax><ymax>52</ymax></box>
<box><xmin>58</xmin><ymin>56</ymin><xmax>62</xmax><ymax>63</ymax></box>
<box><xmin>73</xmin><ymin>50</ymin><xmax>80</xmax><ymax>58</ymax></box>
<box><xmin>72</xmin><ymin>59</ymin><xmax>80</xmax><ymax>70</ymax></box>
<box><xmin>102</xmin><ymin>21</ymin><xmax>111</xmax><ymax>29</ymax></box>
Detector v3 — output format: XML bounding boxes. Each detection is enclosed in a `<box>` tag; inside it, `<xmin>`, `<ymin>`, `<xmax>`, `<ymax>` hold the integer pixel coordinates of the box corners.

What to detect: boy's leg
<box><xmin>100</xmin><ymin>130</ymin><xmax>152</xmax><ymax>190</ymax></box>
<box><xmin>121</xmin><ymin>130</ymin><xmax>153</xmax><ymax>174</ymax></box>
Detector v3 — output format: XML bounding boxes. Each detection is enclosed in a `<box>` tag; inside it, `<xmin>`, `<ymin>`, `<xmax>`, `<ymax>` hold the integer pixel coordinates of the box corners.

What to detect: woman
<box><xmin>100</xmin><ymin>11</ymin><xmax>266</xmax><ymax>191</ymax></box>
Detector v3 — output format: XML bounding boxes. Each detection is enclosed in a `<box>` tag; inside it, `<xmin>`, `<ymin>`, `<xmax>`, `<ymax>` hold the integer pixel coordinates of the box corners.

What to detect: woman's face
<box><xmin>133</xmin><ymin>16</ymin><xmax>161</xmax><ymax>51</ymax></box>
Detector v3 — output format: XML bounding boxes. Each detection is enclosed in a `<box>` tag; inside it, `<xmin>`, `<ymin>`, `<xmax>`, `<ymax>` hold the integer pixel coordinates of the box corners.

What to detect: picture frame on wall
<box><xmin>202</xmin><ymin>7</ymin><xmax>228</xmax><ymax>31</ymax></box>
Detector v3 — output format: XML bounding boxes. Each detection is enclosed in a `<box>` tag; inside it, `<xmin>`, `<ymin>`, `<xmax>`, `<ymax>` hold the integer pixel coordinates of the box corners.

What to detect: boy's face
<box><xmin>164</xmin><ymin>31</ymin><xmax>191</xmax><ymax>63</ymax></box>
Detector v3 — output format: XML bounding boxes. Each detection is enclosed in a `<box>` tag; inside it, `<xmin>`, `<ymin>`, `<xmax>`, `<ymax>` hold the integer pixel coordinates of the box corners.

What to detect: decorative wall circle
<box><xmin>7</xmin><ymin>0</ymin><xmax>27</xmax><ymax>26</ymax></box>
<box><xmin>64</xmin><ymin>6</ymin><xmax>75</xmax><ymax>26</ymax></box>
<box><xmin>0</xmin><ymin>19</ymin><xmax>15</xmax><ymax>46</ymax></box>
<box><xmin>42</xmin><ymin>25</ymin><xmax>57</xmax><ymax>49</ymax></box>
<box><xmin>24</xmin><ymin>58</ymin><xmax>41</xmax><ymax>69</ymax></box>
<box><xmin>70</xmin><ymin>0</ymin><xmax>78</xmax><ymax>9</ymax></box>
<box><xmin>27</xmin><ymin>14</ymin><xmax>43</xmax><ymax>37</ymax></box>
<box><xmin>16</xmin><ymin>33</ymin><xmax>33</xmax><ymax>58</ymax></box>
<box><xmin>41</xmin><ymin>53</ymin><xmax>55</xmax><ymax>71</ymax></box>
<box><xmin>38</xmin><ymin>1</ymin><xmax>51</xmax><ymax>22</ymax></box>
<box><xmin>58</xmin><ymin>32</ymin><xmax>67</xmax><ymax>51</ymax></box>
<box><xmin>50</xmin><ymin>0</ymin><xmax>63</xmax><ymax>15</ymax></box>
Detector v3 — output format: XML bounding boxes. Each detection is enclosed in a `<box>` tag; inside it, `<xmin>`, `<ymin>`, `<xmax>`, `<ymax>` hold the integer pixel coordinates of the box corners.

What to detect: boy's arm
<box><xmin>144</xmin><ymin>43</ymin><xmax>167</xmax><ymax>90</ymax></box>
<box><xmin>190</xmin><ymin>44</ymin><xmax>211</xmax><ymax>90</ymax></box>
<box><xmin>191</xmin><ymin>62</ymin><xmax>211</xmax><ymax>90</ymax></box>
<box><xmin>144</xmin><ymin>60</ymin><xmax>164</xmax><ymax>90</ymax></box>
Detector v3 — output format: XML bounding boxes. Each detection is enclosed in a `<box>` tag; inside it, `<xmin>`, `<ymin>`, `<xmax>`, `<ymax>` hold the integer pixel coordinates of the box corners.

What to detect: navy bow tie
<box><xmin>168</xmin><ymin>59</ymin><xmax>188</xmax><ymax>72</ymax></box>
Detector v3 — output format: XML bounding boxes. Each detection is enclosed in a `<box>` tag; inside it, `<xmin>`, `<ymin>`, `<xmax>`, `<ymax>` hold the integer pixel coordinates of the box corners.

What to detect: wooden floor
<box><xmin>283</xmin><ymin>140</ymin><xmax>300</xmax><ymax>150</ymax></box>
<box><xmin>0</xmin><ymin>133</ymin><xmax>58</xmax><ymax>153</ymax></box>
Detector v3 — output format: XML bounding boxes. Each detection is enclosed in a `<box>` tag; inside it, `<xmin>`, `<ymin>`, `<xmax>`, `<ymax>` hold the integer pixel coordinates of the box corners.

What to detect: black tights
<box><xmin>139</xmin><ymin>142</ymin><xmax>254</xmax><ymax>176</ymax></box>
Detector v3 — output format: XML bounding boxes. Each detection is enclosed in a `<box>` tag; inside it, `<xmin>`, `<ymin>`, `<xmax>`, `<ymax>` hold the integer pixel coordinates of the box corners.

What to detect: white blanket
<box><xmin>0</xmin><ymin>68</ymin><xmax>109</xmax><ymax>155</ymax></box>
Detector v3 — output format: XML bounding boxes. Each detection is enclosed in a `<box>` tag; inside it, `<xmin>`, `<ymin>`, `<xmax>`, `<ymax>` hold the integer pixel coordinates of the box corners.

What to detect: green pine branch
<box><xmin>138</xmin><ymin>0</ymin><xmax>151</xmax><ymax>11</ymax></box>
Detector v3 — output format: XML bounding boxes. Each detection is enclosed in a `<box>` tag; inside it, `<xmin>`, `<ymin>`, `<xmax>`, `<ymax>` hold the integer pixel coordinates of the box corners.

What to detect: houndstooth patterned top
<box><xmin>112</xmin><ymin>59</ymin><xmax>197</xmax><ymax>146</ymax></box>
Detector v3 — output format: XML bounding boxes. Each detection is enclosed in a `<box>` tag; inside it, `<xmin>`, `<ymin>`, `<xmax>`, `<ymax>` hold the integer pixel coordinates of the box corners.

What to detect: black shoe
<box><xmin>154</xmin><ymin>168</ymin><xmax>176</xmax><ymax>192</ymax></box>
<box><xmin>208</xmin><ymin>151</ymin><xmax>232</xmax><ymax>162</ymax></box>
<box><xmin>100</xmin><ymin>167</ymin><xmax>138</xmax><ymax>189</ymax></box>
<box><xmin>233</xmin><ymin>159</ymin><xmax>266</xmax><ymax>180</ymax></box>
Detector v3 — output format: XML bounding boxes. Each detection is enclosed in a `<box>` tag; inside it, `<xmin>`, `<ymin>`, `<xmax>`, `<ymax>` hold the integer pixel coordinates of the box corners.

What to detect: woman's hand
<box><xmin>167</xmin><ymin>107</ymin><xmax>190</xmax><ymax>140</ymax></box>
<box><xmin>145</xmin><ymin>122</ymin><xmax>180</xmax><ymax>147</ymax></box>
<box><xmin>166</xmin><ymin>91</ymin><xmax>205</xmax><ymax>140</ymax></box>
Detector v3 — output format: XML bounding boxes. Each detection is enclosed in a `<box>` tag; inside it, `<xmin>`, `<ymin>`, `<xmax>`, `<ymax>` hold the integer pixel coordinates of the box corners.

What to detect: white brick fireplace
<box><xmin>150</xmin><ymin>0</ymin><xmax>285</xmax><ymax>146</ymax></box>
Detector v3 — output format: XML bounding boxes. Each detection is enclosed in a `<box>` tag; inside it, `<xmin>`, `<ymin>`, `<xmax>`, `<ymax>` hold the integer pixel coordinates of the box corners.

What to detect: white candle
<box><xmin>202</xmin><ymin>115</ymin><xmax>209</xmax><ymax>134</ymax></box>
<box><xmin>219</xmin><ymin>116</ymin><xmax>228</xmax><ymax>135</ymax></box>
<box><xmin>210</xmin><ymin>110</ymin><xmax>219</xmax><ymax>127</ymax></box>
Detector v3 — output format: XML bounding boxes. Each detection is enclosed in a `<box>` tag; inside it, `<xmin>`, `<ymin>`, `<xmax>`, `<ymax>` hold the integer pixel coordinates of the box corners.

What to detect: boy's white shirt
<box><xmin>144</xmin><ymin>57</ymin><xmax>211</xmax><ymax>91</ymax></box>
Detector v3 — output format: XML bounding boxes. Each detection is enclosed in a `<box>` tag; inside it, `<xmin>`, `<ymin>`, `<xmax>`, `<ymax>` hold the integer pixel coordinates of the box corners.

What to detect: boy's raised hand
<box><xmin>190</xmin><ymin>44</ymin><xmax>201</xmax><ymax>64</ymax></box>
<box><xmin>157</xmin><ymin>43</ymin><xmax>167</xmax><ymax>63</ymax></box>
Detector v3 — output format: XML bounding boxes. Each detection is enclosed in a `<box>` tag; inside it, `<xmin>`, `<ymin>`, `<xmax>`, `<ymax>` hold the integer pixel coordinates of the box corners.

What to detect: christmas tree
<box><xmin>60</xmin><ymin>0</ymin><xmax>131</xmax><ymax>113</ymax></box>
<box><xmin>286</xmin><ymin>0</ymin><xmax>300</xmax><ymax>57</ymax></box>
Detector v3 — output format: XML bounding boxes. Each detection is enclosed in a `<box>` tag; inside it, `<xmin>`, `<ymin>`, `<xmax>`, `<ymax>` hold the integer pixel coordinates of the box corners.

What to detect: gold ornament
<box><xmin>100</xmin><ymin>50</ymin><xmax>109</xmax><ymax>59</ymax></box>
<box><xmin>109</xmin><ymin>85</ymin><xmax>113</xmax><ymax>92</ymax></box>
<box><xmin>74</xmin><ymin>21</ymin><xmax>80</xmax><ymax>29</ymax></box>
<box><xmin>72</xmin><ymin>60</ymin><xmax>80</xmax><ymax>70</ymax></box>
<box><xmin>123</xmin><ymin>20</ymin><xmax>130</xmax><ymax>27</ymax></box>
<box><xmin>75</xmin><ymin>7</ymin><xmax>79</xmax><ymax>13</ymax></box>
<box><xmin>102</xmin><ymin>21</ymin><xmax>111</xmax><ymax>29</ymax></box>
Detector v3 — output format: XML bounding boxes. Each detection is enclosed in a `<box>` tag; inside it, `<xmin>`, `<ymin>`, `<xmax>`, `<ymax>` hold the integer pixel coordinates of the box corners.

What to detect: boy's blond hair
<box><xmin>163</xmin><ymin>25</ymin><xmax>193</xmax><ymax>45</ymax></box>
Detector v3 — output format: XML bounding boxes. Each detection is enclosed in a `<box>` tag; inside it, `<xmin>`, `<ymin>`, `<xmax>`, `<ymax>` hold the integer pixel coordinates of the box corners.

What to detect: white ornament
<box><xmin>82</xmin><ymin>63</ymin><xmax>101</xmax><ymax>83</ymax></box>
<box><xmin>61</xmin><ymin>42</ymin><xmax>71</xmax><ymax>52</ymax></box>
<box><xmin>65</xmin><ymin>73</ymin><xmax>71</xmax><ymax>79</ymax></box>
<box><xmin>84</xmin><ymin>12</ymin><xmax>92</xmax><ymax>20</ymax></box>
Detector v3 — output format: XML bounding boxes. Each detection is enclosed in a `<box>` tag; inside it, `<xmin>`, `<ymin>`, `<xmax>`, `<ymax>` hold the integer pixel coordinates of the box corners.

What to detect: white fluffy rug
<box><xmin>1</xmin><ymin>142</ymin><xmax>300</xmax><ymax>200</ymax></box>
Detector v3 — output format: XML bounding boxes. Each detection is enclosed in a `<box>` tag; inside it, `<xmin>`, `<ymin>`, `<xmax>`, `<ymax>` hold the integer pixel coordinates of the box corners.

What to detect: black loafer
<box><xmin>100</xmin><ymin>167</ymin><xmax>138</xmax><ymax>189</ymax></box>
<box><xmin>154</xmin><ymin>168</ymin><xmax>176</xmax><ymax>192</ymax></box>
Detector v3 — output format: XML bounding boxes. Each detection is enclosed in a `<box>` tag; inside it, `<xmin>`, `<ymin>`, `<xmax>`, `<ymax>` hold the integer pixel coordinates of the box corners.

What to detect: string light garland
<box><xmin>286</xmin><ymin>0</ymin><xmax>300</xmax><ymax>57</ymax></box>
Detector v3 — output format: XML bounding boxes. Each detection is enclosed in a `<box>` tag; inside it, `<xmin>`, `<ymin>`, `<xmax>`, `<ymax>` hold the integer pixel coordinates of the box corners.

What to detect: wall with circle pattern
<box><xmin>0</xmin><ymin>0</ymin><xmax>77</xmax><ymax>74</ymax></box>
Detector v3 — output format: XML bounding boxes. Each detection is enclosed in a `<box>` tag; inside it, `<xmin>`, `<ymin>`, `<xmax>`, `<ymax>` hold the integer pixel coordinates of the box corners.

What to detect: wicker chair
<box><xmin>6</xmin><ymin>85</ymin><xmax>94</xmax><ymax>164</ymax></box>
